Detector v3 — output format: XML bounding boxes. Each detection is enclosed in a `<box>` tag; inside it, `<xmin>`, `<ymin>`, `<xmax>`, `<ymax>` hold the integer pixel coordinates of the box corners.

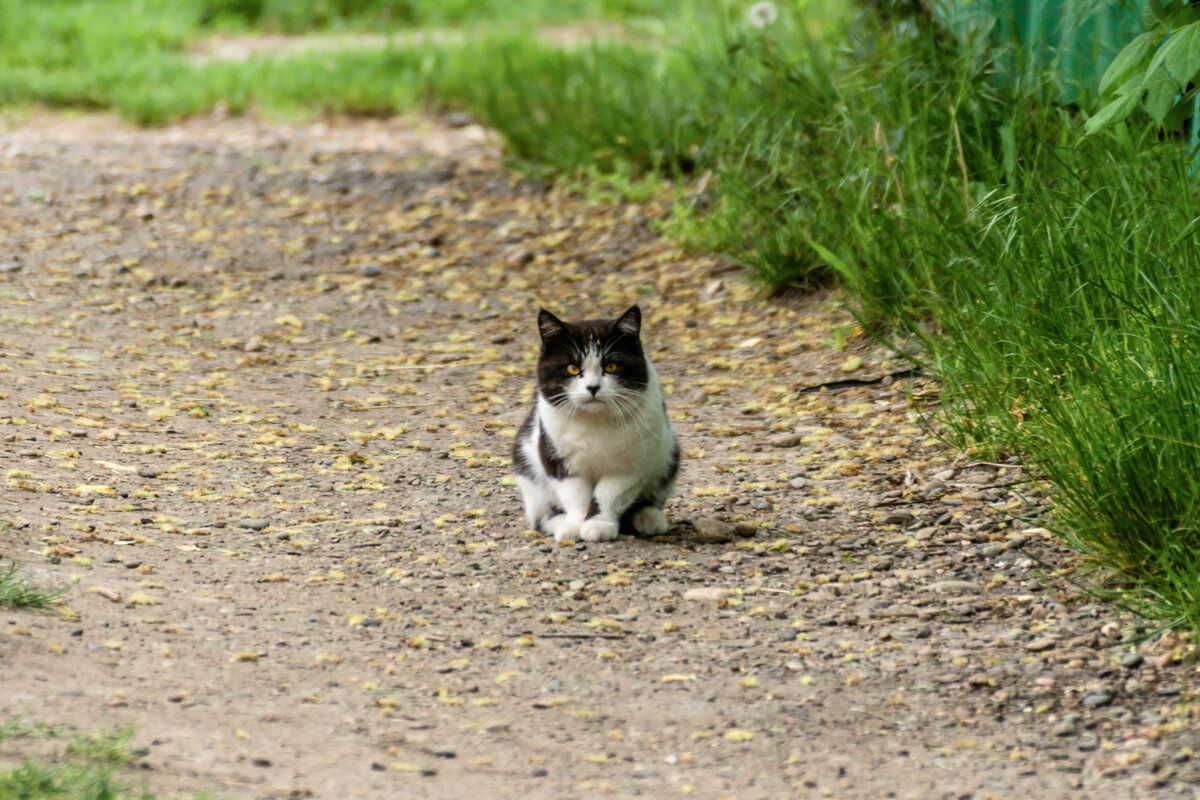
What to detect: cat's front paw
<box><xmin>545</xmin><ymin>515</ymin><xmax>580</xmax><ymax>542</ymax></box>
<box><xmin>631</xmin><ymin>506</ymin><xmax>669</xmax><ymax>536</ymax></box>
<box><xmin>579</xmin><ymin>518</ymin><xmax>619</xmax><ymax>542</ymax></box>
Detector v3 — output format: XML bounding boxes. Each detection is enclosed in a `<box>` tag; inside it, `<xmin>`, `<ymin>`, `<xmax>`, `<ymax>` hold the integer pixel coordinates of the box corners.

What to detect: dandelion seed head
<box><xmin>747</xmin><ymin>1</ymin><xmax>778</xmax><ymax>28</ymax></box>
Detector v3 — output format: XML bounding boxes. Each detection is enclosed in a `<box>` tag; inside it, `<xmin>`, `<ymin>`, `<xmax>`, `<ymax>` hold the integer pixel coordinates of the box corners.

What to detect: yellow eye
<box><xmin>604</xmin><ymin>363</ymin><xmax>618</xmax><ymax>373</ymax></box>
<box><xmin>566</xmin><ymin>364</ymin><xmax>581</xmax><ymax>376</ymax></box>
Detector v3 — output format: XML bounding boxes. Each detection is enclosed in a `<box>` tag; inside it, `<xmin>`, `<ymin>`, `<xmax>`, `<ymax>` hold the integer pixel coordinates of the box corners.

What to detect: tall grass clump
<box><xmin>919</xmin><ymin>141</ymin><xmax>1200</xmax><ymax>628</ymax></box>
<box><xmin>696</xmin><ymin>2</ymin><xmax>1200</xmax><ymax>627</ymax></box>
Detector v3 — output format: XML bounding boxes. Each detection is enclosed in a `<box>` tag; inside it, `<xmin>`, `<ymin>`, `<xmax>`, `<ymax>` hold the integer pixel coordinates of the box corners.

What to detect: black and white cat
<box><xmin>512</xmin><ymin>305</ymin><xmax>679</xmax><ymax>542</ymax></box>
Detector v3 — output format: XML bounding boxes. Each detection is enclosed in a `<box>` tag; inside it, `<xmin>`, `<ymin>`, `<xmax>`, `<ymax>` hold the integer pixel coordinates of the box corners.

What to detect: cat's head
<box><xmin>535</xmin><ymin>305</ymin><xmax>649</xmax><ymax>412</ymax></box>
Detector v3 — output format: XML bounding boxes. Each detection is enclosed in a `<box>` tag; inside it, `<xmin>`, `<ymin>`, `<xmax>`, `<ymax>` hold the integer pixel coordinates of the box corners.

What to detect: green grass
<box><xmin>0</xmin><ymin>561</ymin><xmax>61</xmax><ymax>612</ymax></box>
<box><xmin>0</xmin><ymin>723</ymin><xmax>180</xmax><ymax>800</ymax></box>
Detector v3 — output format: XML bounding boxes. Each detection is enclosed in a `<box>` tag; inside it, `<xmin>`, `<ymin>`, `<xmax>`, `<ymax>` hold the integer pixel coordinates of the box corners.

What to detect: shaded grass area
<box><xmin>6</xmin><ymin>1</ymin><xmax>1200</xmax><ymax>627</ymax></box>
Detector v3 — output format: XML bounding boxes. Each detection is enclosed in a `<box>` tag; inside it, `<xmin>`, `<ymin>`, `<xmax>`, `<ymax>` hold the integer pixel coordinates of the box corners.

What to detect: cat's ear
<box><xmin>615</xmin><ymin>305</ymin><xmax>641</xmax><ymax>337</ymax></box>
<box><xmin>538</xmin><ymin>308</ymin><xmax>568</xmax><ymax>341</ymax></box>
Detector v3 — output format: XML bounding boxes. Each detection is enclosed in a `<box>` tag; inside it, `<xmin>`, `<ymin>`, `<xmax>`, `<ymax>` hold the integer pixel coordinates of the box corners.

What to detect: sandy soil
<box><xmin>0</xmin><ymin>111</ymin><xmax>1197</xmax><ymax>800</ymax></box>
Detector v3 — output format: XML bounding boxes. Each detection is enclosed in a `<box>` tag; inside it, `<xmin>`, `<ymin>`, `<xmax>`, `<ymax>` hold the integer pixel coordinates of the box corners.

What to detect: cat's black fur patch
<box><xmin>536</xmin><ymin>307</ymin><xmax>649</xmax><ymax>406</ymax></box>
<box><xmin>537</xmin><ymin>425</ymin><xmax>569</xmax><ymax>479</ymax></box>
<box><xmin>512</xmin><ymin>412</ymin><xmax>536</xmax><ymax>478</ymax></box>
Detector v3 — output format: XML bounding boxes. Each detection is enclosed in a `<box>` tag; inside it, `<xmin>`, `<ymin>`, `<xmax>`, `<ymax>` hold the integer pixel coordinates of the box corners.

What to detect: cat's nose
<box><xmin>586</xmin><ymin>384</ymin><xmax>600</xmax><ymax>396</ymax></box>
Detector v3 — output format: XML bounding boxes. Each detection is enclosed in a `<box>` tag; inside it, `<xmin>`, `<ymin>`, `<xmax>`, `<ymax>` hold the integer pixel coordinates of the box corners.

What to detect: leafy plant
<box><xmin>1086</xmin><ymin>0</ymin><xmax>1200</xmax><ymax>133</ymax></box>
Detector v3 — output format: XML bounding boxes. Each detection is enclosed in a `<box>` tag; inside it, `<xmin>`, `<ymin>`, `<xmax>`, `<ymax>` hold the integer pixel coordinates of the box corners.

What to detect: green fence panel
<box><xmin>937</xmin><ymin>0</ymin><xmax>1144</xmax><ymax>103</ymax></box>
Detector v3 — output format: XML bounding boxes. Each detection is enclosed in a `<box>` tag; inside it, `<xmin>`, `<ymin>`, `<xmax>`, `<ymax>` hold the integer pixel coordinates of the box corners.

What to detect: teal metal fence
<box><xmin>937</xmin><ymin>0</ymin><xmax>1144</xmax><ymax>103</ymax></box>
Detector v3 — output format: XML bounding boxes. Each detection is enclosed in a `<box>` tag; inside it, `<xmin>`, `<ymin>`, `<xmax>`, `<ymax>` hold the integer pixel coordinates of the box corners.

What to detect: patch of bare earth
<box><xmin>0</xmin><ymin>111</ymin><xmax>1197</xmax><ymax>800</ymax></box>
<box><xmin>189</xmin><ymin>23</ymin><xmax>629</xmax><ymax>64</ymax></box>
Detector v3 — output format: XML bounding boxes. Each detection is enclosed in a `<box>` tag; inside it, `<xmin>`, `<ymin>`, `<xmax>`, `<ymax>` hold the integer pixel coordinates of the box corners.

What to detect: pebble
<box><xmin>490</xmin><ymin>334</ymin><xmax>510</xmax><ymax>344</ymax></box>
<box><xmin>776</xmin><ymin>629</ymin><xmax>798</xmax><ymax>642</ymax></box>
<box><xmin>239</xmin><ymin>518</ymin><xmax>270</xmax><ymax>531</ymax></box>
<box><xmin>826</xmin><ymin>434</ymin><xmax>856</xmax><ymax>448</ymax></box>
<box><xmin>693</xmin><ymin>517</ymin><xmax>735</xmax><ymax>544</ymax></box>
<box><xmin>1081</xmin><ymin>688</ymin><xmax>1113</xmax><ymax>707</ymax></box>
<box><xmin>137</xmin><ymin>467</ymin><xmax>158</xmax><ymax>478</ymax></box>
<box><xmin>923</xmin><ymin>580</ymin><xmax>980</xmax><ymax>595</ymax></box>
<box><xmin>503</xmin><ymin>247</ymin><xmax>534</xmax><ymax>268</ymax></box>
<box><xmin>880</xmin><ymin>511</ymin><xmax>914</xmax><ymax>526</ymax></box>
<box><xmin>768</xmin><ymin>433</ymin><xmax>803</xmax><ymax>448</ymax></box>
<box><xmin>733</xmin><ymin>523</ymin><xmax>757</xmax><ymax>538</ymax></box>
<box><xmin>1023</xmin><ymin>637</ymin><xmax>1058</xmax><ymax>652</ymax></box>
<box><xmin>361</xmin><ymin>263</ymin><xmax>382</xmax><ymax>277</ymax></box>
<box><xmin>683</xmin><ymin>587</ymin><xmax>729</xmax><ymax>601</ymax></box>
<box><xmin>789</xmin><ymin>477</ymin><xmax>809</xmax><ymax>489</ymax></box>
<box><xmin>1120</xmin><ymin>653</ymin><xmax>1143</xmax><ymax>669</ymax></box>
<box><xmin>750</xmin><ymin>499</ymin><xmax>773</xmax><ymax>511</ymax></box>
<box><xmin>1051</xmin><ymin>716</ymin><xmax>1079</xmax><ymax>737</ymax></box>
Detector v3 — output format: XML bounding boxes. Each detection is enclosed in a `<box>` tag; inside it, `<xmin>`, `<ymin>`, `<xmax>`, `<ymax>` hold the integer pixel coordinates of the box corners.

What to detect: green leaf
<box><xmin>1143</xmin><ymin>69</ymin><xmax>1181</xmax><ymax>124</ymax></box>
<box><xmin>1162</xmin><ymin>88</ymin><xmax>1197</xmax><ymax>130</ymax></box>
<box><xmin>1084</xmin><ymin>90</ymin><xmax>1143</xmax><ymax>136</ymax></box>
<box><xmin>1152</xmin><ymin>22</ymin><xmax>1200</xmax><ymax>85</ymax></box>
<box><xmin>1100</xmin><ymin>32</ymin><xmax>1159</xmax><ymax>98</ymax></box>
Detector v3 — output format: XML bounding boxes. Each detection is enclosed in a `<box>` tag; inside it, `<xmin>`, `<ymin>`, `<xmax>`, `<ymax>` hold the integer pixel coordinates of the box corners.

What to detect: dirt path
<box><xmin>0</xmin><ymin>112</ymin><xmax>1196</xmax><ymax>800</ymax></box>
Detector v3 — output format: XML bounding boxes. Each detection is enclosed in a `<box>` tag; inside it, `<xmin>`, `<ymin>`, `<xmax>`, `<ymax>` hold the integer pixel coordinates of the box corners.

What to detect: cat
<box><xmin>512</xmin><ymin>305</ymin><xmax>679</xmax><ymax>542</ymax></box>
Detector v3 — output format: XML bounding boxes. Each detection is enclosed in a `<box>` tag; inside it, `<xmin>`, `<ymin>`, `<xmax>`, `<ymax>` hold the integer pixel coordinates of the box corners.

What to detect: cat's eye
<box><xmin>566</xmin><ymin>364</ymin><xmax>581</xmax><ymax>376</ymax></box>
<box><xmin>604</xmin><ymin>363</ymin><xmax>618</xmax><ymax>373</ymax></box>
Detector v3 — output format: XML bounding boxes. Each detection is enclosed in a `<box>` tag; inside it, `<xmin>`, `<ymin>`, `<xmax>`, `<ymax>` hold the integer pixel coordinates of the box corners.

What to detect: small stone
<box><xmin>1023</xmin><ymin>637</ymin><xmax>1058</xmax><ymax>652</ymax></box>
<box><xmin>776</xmin><ymin>629</ymin><xmax>798</xmax><ymax>642</ymax></box>
<box><xmin>932</xmin><ymin>469</ymin><xmax>956</xmax><ymax>482</ymax></box>
<box><xmin>690</xmin><ymin>389</ymin><xmax>709</xmax><ymax>405</ymax></box>
<box><xmin>733</xmin><ymin>523</ymin><xmax>757</xmax><ymax>537</ymax></box>
<box><xmin>789</xmin><ymin>477</ymin><xmax>809</xmax><ymax>489</ymax></box>
<box><xmin>880</xmin><ymin>511</ymin><xmax>914</xmax><ymax>526</ymax></box>
<box><xmin>361</xmin><ymin>263</ymin><xmax>382</xmax><ymax>277</ymax></box>
<box><xmin>137</xmin><ymin>467</ymin><xmax>158</xmax><ymax>479</ymax></box>
<box><xmin>1120</xmin><ymin>653</ymin><xmax>1143</xmax><ymax>669</ymax></box>
<box><xmin>693</xmin><ymin>517</ymin><xmax>735</xmax><ymax>544</ymax></box>
<box><xmin>826</xmin><ymin>434</ymin><xmax>856</xmax><ymax>448</ymax></box>
<box><xmin>444</xmin><ymin>112</ymin><xmax>475</xmax><ymax>128</ymax></box>
<box><xmin>924</xmin><ymin>580</ymin><xmax>980</xmax><ymax>595</ymax></box>
<box><xmin>750</xmin><ymin>499</ymin><xmax>773</xmax><ymax>511</ymax></box>
<box><xmin>1081</xmin><ymin>689</ymin><xmax>1113</xmax><ymax>708</ymax></box>
<box><xmin>503</xmin><ymin>246</ymin><xmax>534</xmax><ymax>268</ymax></box>
<box><xmin>243</xmin><ymin>340</ymin><xmax>265</xmax><ymax>353</ymax></box>
<box><xmin>768</xmin><ymin>433</ymin><xmax>803</xmax><ymax>448</ymax></box>
<box><xmin>0</xmin><ymin>261</ymin><xmax>23</xmax><ymax>273</ymax></box>
<box><xmin>531</xmin><ymin>768</ymin><xmax>548</xmax><ymax>778</ymax></box>
<box><xmin>1050</xmin><ymin>719</ymin><xmax>1078</xmax><ymax>737</ymax></box>
<box><xmin>239</xmin><ymin>518</ymin><xmax>270</xmax><ymax>531</ymax></box>
<box><xmin>914</xmin><ymin>626</ymin><xmax>933</xmax><ymax>639</ymax></box>
<box><xmin>683</xmin><ymin>587</ymin><xmax>729</xmax><ymax>601</ymax></box>
<box><xmin>490</xmin><ymin>334</ymin><xmax>510</xmax><ymax>344</ymax></box>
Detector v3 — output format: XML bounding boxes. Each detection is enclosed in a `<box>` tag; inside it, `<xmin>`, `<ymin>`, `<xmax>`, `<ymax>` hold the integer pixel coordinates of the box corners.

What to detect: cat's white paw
<box><xmin>545</xmin><ymin>515</ymin><xmax>580</xmax><ymax>542</ymax></box>
<box><xmin>631</xmin><ymin>506</ymin><xmax>669</xmax><ymax>536</ymax></box>
<box><xmin>579</xmin><ymin>518</ymin><xmax>619</xmax><ymax>542</ymax></box>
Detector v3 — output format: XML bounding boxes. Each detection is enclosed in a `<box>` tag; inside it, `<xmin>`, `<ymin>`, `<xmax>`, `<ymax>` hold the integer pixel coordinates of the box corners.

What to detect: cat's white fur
<box><xmin>515</xmin><ymin>346</ymin><xmax>675</xmax><ymax>542</ymax></box>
